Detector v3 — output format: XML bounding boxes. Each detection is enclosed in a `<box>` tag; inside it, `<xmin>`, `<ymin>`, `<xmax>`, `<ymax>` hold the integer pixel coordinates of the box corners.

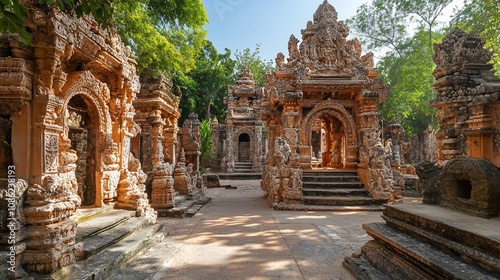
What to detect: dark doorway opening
<box><xmin>68</xmin><ymin>95</ymin><xmax>96</xmax><ymax>206</ymax></box>
<box><xmin>238</xmin><ymin>133</ymin><xmax>251</xmax><ymax>162</ymax></box>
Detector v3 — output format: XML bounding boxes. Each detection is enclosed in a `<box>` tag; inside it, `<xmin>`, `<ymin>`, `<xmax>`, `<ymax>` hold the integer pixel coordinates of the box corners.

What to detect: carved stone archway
<box><xmin>301</xmin><ymin>102</ymin><xmax>357</xmax><ymax>147</ymax></box>
<box><xmin>60</xmin><ymin>71</ymin><xmax>115</xmax><ymax>207</ymax></box>
<box><xmin>300</xmin><ymin>102</ymin><xmax>358</xmax><ymax>169</ymax></box>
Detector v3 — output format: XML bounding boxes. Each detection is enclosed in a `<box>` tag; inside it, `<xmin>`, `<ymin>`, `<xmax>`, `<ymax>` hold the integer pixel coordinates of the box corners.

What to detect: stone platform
<box><xmin>31</xmin><ymin>207</ymin><xmax>164</xmax><ymax>280</ymax></box>
<box><xmin>344</xmin><ymin>203</ymin><xmax>500</xmax><ymax>279</ymax></box>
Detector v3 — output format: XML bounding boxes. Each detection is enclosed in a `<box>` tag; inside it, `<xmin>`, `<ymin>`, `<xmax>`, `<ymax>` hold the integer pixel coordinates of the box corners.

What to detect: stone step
<box><xmin>157</xmin><ymin>199</ymin><xmax>194</xmax><ymax>218</ymax></box>
<box><xmin>303</xmin><ymin>170</ymin><xmax>358</xmax><ymax>177</ymax></box>
<box><xmin>157</xmin><ymin>196</ymin><xmax>212</xmax><ymax>218</ymax></box>
<box><xmin>382</xmin><ymin>204</ymin><xmax>500</xmax><ymax>273</ymax></box>
<box><xmin>357</xmin><ymin>222</ymin><xmax>498</xmax><ymax>279</ymax></box>
<box><xmin>302</xmin><ymin>188</ymin><xmax>369</xmax><ymax>197</ymax></box>
<box><xmin>75</xmin><ymin>209</ymin><xmax>139</xmax><ymax>259</ymax></box>
<box><xmin>303</xmin><ymin>195</ymin><xmax>376</xmax><ymax>206</ymax></box>
<box><xmin>302</xmin><ymin>175</ymin><xmax>360</xmax><ymax>182</ymax></box>
<box><xmin>45</xmin><ymin>219</ymin><xmax>164</xmax><ymax>280</ymax></box>
<box><xmin>218</xmin><ymin>173</ymin><xmax>262</xmax><ymax>180</ymax></box>
<box><xmin>71</xmin><ymin>205</ymin><xmax>114</xmax><ymax>223</ymax></box>
<box><xmin>274</xmin><ymin>203</ymin><xmax>384</xmax><ymax>211</ymax></box>
<box><xmin>234</xmin><ymin>163</ymin><xmax>253</xmax><ymax>168</ymax></box>
<box><xmin>302</xmin><ymin>181</ymin><xmax>364</xmax><ymax>189</ymax></box>
<box><xmin>185</xmin><ymin>196</ymin><xmax>213</xmax><ymax>217</ymax></box>
<box><xmin>233</xmin><ymin>168</ymin><xmax>253</xmax><ymax>173</ymax></box>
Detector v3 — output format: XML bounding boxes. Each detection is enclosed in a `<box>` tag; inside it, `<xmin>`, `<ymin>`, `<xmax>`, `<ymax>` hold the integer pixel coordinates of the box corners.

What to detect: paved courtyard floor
<box><xmin>112</xmin><ymin>179</ymin><xmax>385</xmax><ymax>280</ymax></box>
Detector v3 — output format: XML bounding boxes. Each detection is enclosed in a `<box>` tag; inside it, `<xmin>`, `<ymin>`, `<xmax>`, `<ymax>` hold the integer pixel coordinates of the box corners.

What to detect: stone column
<box><xmin>23</xmin><ymin>95</ymin><xmax>83</xmax><ymax>273</ymax></box>
<box><xmin>163</xmin><ymin>117</ymin><xmax>178</xmax><ymax>165</ymax></box>
<box><xmin>225</xmin><ymin>123</ymin><xmax>235</xmax><ymax>172</ymax></box>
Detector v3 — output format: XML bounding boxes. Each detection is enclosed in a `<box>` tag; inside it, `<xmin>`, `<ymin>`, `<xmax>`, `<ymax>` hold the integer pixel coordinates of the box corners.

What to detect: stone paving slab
<box><xmin>111</xmin><ymin>179</ymin><xmax>384</xmax><ymax>280</ymax></box>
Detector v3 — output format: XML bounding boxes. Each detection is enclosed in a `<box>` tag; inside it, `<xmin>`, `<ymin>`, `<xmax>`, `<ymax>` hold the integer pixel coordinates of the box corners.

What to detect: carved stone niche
<box><xmin>438</xmin><ymin>155</ymin><xmax>500</xmax><ymax>218</ymax></box>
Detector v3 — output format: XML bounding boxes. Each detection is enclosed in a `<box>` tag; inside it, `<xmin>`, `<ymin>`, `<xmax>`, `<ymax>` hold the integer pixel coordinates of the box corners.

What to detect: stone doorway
<box><xmin>312</xmin><ymin>114</ymin><xmax>346</xmax><ymax>169</ymax></box>
<box><xmin>238</xmin><ymin>133</ymin><xmax>251</xmax><ymax>162</ymax></box>
<box><xmin>66</xmin><ymin>95</ymin><xmax>97</xmax><ymax>206</ymax></box>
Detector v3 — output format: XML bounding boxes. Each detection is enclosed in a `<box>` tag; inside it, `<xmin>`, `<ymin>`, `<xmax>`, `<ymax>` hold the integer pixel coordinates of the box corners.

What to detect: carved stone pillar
<box><xmin>225</xmin><ymin>124</ymin><xmax>235</xmax><ymax>172</ymax></box>
<box><xmin>151</xmin><ymin>116</ymin><xmax>165</xmax><ymax>165</ymax></box>
<box><xmin>173</xmin><ymin>150</ymin><xmax>192</xmax><ymax>195</ymax></box>
<box><xmin>150</xmin><ymin>163</ymin><xmax>175</xmax><ymax>209</ymax></box>
<box><xmin>163</xmin><ymin>119</ymin><xmax>178</xmax><ymax>165</ymax></box>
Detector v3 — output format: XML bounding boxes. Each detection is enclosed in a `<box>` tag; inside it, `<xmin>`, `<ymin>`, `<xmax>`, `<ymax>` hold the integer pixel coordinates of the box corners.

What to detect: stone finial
<box><xmin>313</xmin><ymin>0</ymin><xmax>338</xmax><ymax>23</ymax></box>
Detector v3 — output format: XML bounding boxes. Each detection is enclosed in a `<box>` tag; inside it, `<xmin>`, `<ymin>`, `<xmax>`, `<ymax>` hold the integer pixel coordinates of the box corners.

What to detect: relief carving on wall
<box><xmin>44</xmin><ymin>133</ymin><xmax>59</xmax><ymax>173</ymax></box>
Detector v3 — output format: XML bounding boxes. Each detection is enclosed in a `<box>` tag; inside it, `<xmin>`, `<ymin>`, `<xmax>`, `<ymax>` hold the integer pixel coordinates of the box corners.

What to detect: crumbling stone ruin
<box><xmin>260</xmin><ymin>1</ymin><xmax>394</xmax><ymax>206</ymax></box>
<box><xmin>344</xmin><ymin>29</ymin><xmax>500</xmax><ymax>280</ymax></box>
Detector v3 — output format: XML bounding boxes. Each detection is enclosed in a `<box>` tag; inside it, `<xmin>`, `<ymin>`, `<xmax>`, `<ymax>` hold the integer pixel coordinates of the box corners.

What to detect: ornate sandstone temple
<box><xmin>344</xmin><ymin>29</ymin><xmax>500</xmax><ymax>280</ymax></box>
<box><xmin>0</xmin><ymin>2</ymin><xmax>204</xmax><ymax>277</ymax></box>
<box><xmin>221</xmin><ymin>66</ymin><xmax>265</xmax><ymax>173</ymax></box>
<box><xmin>261</xmin><ymin>1</ymin><xmax>393</xmax><ymax>207</ymax></box>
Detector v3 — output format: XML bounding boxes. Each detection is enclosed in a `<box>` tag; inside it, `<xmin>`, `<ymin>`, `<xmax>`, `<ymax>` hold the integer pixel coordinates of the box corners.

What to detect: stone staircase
<box><xmin>344</xmin><ymin>203</ymin><xmax>500</xmax><ymax>279</ymax></box>
<box><xmin>37</xmin><ymin>206</ymin><xmax>165</xmax><ymax>280</ymax></box>
<box><xmin>301</xmin><ymin>170</ymin><xmax>384</xmax><ymax>211</ymax></box>
<box><xmin>234</xmin><ymin>162</ymin><xmax>253</xmax><ymax>173</ymax></box>
<box><xmin>157</xmin><ymin>195</ymin><xmax>212</xmax><ymax>218</ymax></box>
<box><xmin>218</xmin><ymin>162</ymin><xmax>262</xmax><ymax>180</ymax></box>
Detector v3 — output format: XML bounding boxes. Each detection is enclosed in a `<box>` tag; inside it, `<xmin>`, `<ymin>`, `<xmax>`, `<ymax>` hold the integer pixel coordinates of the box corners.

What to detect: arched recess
<box><xmin>300</xmin><ymin>102</ymin><xmax>358</xmax><ymax>168</ymax></box>
<box><xmin>59</xmin><ymin>71</ymin><xmax>113</xmax><ymax>206</ymax></box>
<box><xmin>237</xmin><ymin>132</ymin><xmax>251</xmax><ymax>162</ymax></box>
<box><xmin>301</xmin><ymin>102</ymin><xmax>357</xmax><ymax>147</ymax></box>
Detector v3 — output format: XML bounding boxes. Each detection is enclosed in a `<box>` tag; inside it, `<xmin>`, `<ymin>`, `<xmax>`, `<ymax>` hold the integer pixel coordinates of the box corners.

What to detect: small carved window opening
<box><xmin>456</xmin><ymin>180</ymin><xmax>472</xmax><ymax>200</ymax></box>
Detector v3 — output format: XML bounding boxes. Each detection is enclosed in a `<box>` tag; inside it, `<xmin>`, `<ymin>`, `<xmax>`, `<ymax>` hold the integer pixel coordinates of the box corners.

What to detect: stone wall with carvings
<box><xmin>221</xmin><ymin>66</ymin><xmax>265</xmax><ymax>173</ymax></box>
<box><xmin>261</xmin><ymin>1</ymin><xmax>394</xmax><ymax>205</ymax></box>
<box><xmin>0</xmin><ymin>2</ymin><xmax>155</xmax><ymax>273</ymax></box>
<box><xmin>431</xmin><ymin>28</ymin><xmax>500</xmax><ymax>167</ymax></box>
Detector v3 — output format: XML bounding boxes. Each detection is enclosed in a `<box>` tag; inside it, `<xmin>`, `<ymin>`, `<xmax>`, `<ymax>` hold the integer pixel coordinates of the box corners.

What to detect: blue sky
<box><xmin>201</xmin><ymin>0</ymin><xmax>369</xmax><ymax>62</ymax></box>
<box><xmin>201</xmin><ymin>0</ymin><xmax>463</xmax><ymax>64</ymax></box>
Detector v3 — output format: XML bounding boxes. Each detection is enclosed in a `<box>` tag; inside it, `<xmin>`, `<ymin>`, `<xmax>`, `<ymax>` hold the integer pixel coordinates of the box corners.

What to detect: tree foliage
<box><xmin>199</xmin><ymin>119</ymin><xmax>213</xmax><ymax>161</ymax></box>
<box><xmin>1</xmin><ymin>0</ymin><xmax>114</xmax><ymax>45</ymax></box>
<box><xmin>177</xmin><ymin>40</ymin><xmax>235</xmax><ymax>124</ymax></box>
<box><xmin>452</xmin><ymin>0</ymin><xmax>500</xmax><ymax>74</ymax></box>
<box><xmin>346</xmin><ymin>0</ymin><xmax>408</xmax><ymax>56</ymax></box>
<box><xmin>113</xmin><ymin>0</ymin><xmax>207</xmax><ymax>76</ymax></box>
<box><xmin>379</xmin><ymin>29</ymin><xmax>444</xmax><ymax>136</ymax></box>
<box><xmin>349</xmin><ymin>0</ymin><xmax>454</xmax><ymax>137</ymax></box>
<box><xmin>234</xmin><ymin>45</ymin><xmax>274</xmax><ymax>87</ymax></box>
<box><xmin>177</xmin><ymin>42</ymin><xmax>275</xmax><ymax>124</ymax></box>
<box><xmin>1</xmin><ymin>0</ymin><xmax>208</xmax><ymax>77</ymax></box>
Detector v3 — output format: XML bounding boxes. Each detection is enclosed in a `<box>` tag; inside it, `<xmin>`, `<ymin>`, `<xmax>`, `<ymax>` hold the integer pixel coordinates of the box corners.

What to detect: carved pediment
<box><xmin>277</xmin><ymin>0</ymin><xmax>373</xmax><ymax>77</ymax></box>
